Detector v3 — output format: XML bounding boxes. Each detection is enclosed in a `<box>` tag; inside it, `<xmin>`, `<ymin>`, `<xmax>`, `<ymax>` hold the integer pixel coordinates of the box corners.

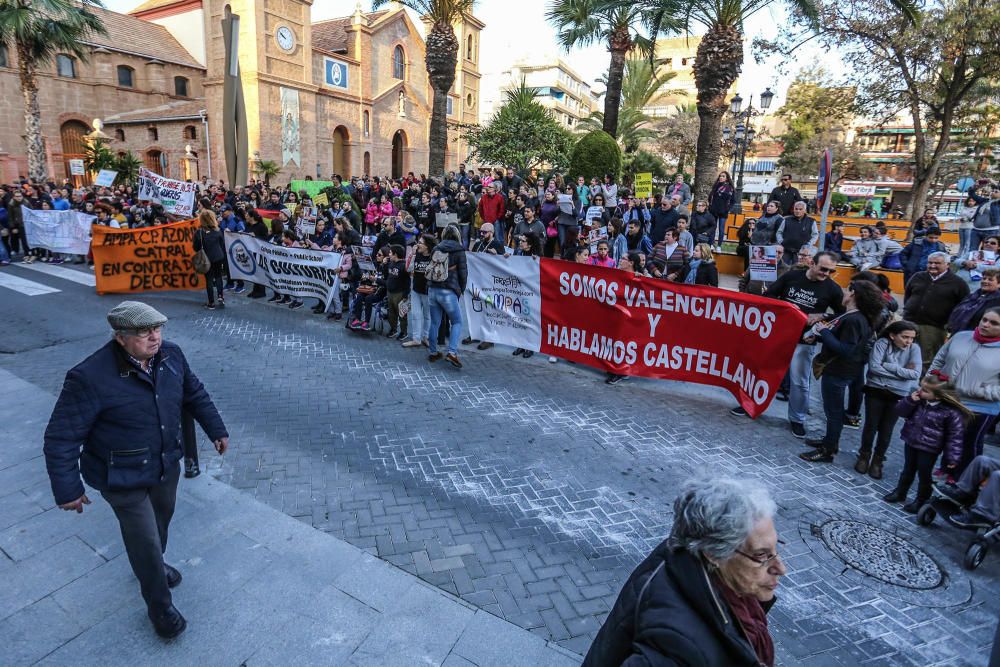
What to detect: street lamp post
<box><xmin>722</xmin><ymin>88</ymin><xmax>774</xmax><ymax>214</ymax></box>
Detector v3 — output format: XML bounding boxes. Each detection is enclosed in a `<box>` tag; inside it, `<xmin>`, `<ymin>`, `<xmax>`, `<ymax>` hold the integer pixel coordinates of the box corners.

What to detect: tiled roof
<box><xmin>84</xmin><ymin>6</ymin><xmax>203</xmax><ymax>69</ymax></box>
<box><xmin>104</xmin><ymin>100</ymin><xmax>205</xmax><ymax>123</ymax></box>
<box><xmin>312</xmin><ymin>11</ymin><xmax>389</xmax><ymax>54</ymax></box>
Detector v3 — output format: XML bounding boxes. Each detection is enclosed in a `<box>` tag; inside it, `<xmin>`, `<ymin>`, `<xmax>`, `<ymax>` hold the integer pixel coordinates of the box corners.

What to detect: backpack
<box><xmin>428</xmin><ymin>249</ymin><xmax>450</xmax><ymax>282</ymax></box>
<box><xmin>974</xmin><ymin>202</ymin><xmax>994</xmax><ymax>230</ymax></box>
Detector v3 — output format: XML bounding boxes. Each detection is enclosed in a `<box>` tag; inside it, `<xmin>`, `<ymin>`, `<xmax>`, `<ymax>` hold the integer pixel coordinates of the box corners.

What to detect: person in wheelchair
<box><xmin>938</xmin><ymin>454</ymin><xmax>1000</xmax><ymax>528</ymax></box>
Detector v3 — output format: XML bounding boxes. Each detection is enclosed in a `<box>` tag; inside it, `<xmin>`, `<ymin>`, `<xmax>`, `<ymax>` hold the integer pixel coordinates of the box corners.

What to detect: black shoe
<box><xmin>312</xmin><ymin>305</ymin><xmax>325</xmax><ymax>314</ymax></box>
<box><xmin>395</xmin><ymin>331</ymin><xmax>407</xmax><ymax>340</ymax></box>
<box><xmin>937</xmin><ymin>483</ymin><xmax>975</xmax><ymax>507</ymax></box>
<box><xmin>854</xmin><ymin>455</ymin><xmax>870</xmax><ymax>474</ymax></box>
<box><xmin>522</xmin><ymin>350</ymin><xmax>534</xmax><ymax>359</ymax></box>
<box><xmin>843</xmin><ymin>415</ymin><xmax>862</xmax><ymax>430</ymax></box>
<box><xmin>790</xmin><ymin>422</ymin><xmax>806</xmax><ymax>438</ymax></box>
<box><xmin>476</xmin><ymin>341</ymin><xmax>494</xmax><ymax>350</ymax></box>
<box><xmin>868</xmin><ymin>461</ymin><xmax>883</xmax><ymax>480</ymax></box>
<box><xmin>902</xmin><ymin>499</ymin><xmax>925</xmax><ymax>514</ymax></box>
<box><xmin>268</xmin><ymin>294</ymin><xmax>282</xmax><ymax>303</ymax></box>
<box><xmin>461</xmin><ymin>337</ymin><xmax>474</xmax><ymax>345</ymax></box>
<box><xmin>775</xmin><ymin>390</ymin><xmax>789</xmax><ymax>402</ymax></box>
<box><xmin>513</xmin><ymin>348</ymin><xmax>525</xmax><ymax>356</ymax></box>
<box><xmin>883</xmin><ymin>490</ymin><xmax>906</xmax><ymax>503</ymax></box>
<box><xmin>385</xmin><ymin>329</ymin><xmax>398</xmax><ymax>339</ymax></box>
<box><xmin>184</xmin><ymin>458</ymin><xmax>200</xmax><ymax>479</ymax></box>
<box><xmin>799</xmin><ymin>449</ymin><xmax>834</xmax><ymax>463</ymax></box>
<box><xmin>804</xmin><ymin>438</ymin><xmax>825</xmax><ymax>449</ymax></box>
<box><xmin>164</xmin><ymin>563</ymin><xmax>182</xmax><ymax>589</ymax></box>
<box><xmin>148</xmin><ymin>605</ymin><xmax>187</xmax><ymax>639</ymax></box>
<box><xmin>289</xmin><ymin>300</ymin><xmax>303</xmax><ymax>310</ymax></box>
<box><xmin>428</xmin><ymin>352</ymin><xmax>443</xmax><ymax>362</ymax></box>
<box><xmin>606</xmin><ymin>374</ymin><xmax>627</xmax><ymax>385</ymax></box>
<box><xmin>729</xmin><ymin>406</ymin><xmax>749</xmax><ymax>417</ymax></box>
<box><xmin>204</xmin><ymin>303</ymin><xmax>216</xmax><ymax>310</ymax></box>
<box><xmin>947</xmin><ymin>510</ymin><xmax>993</xmax><ymax>529</ymax></box>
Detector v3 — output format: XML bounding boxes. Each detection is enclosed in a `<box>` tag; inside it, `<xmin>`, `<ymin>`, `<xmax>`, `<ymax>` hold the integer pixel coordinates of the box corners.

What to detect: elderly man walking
<box><xmin>43</xmin><ymin>301</ymin><xmax>228</xmax><ymax>639</ymax></box>
<box><xmin>903</xmin><ymin>252</ymin><xmax>970</xmax><ymax>373</ymax></box>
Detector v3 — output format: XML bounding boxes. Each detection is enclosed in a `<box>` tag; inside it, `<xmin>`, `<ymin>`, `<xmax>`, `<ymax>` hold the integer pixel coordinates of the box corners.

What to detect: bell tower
<box><xmin>203</xmin><ymin>0</ymin><xmax>317</xmax><ymax>181</ymax></box>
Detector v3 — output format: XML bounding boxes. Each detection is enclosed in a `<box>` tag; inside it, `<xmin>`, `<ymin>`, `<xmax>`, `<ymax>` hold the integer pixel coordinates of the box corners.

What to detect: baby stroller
<box><xmin>917</xmin><ymin>482</ymin><xmax>1000</xmax><ymax>570</ymax></box>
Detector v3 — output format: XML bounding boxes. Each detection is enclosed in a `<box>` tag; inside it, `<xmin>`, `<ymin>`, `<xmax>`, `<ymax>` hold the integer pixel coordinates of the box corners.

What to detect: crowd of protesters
<box><xmin>2</xmin><ymin>167</ymin><xmax>999</xmax><ymax>529</ymax></box>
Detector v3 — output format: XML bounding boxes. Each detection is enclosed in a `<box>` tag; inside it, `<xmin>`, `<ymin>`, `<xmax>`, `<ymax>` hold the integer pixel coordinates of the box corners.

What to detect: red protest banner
<box><xmin>537</xmin><ymin>260</ymin><xmax>806</xmax><ymax>416</ymax></box>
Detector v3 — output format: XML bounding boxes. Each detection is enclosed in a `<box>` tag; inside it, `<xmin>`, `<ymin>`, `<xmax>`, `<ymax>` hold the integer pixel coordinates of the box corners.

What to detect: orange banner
<box><xmin>92</xmin><ymin>219</ymin><xmax>202</xmax><ymax>294</ymax></box>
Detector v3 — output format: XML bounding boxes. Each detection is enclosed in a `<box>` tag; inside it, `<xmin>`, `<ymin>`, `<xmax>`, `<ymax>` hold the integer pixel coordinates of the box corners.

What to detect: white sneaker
<box><xmin>548</xmin><ymin>356</ymin><xmax>558</xmax><ymax>363</ymax></box>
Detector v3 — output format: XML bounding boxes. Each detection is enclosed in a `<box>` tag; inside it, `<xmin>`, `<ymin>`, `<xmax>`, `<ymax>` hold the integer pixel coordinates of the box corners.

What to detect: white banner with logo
<box><xmin>224</xmin><ymin>232</ymin><xmax>342</xmax><ymax>306</ymax></box>
<box><xmin>22</xmin><ymin>207</ymin><xmax>95</xmax><ymax>255</ymax></box>
<box><xmin>137</xmin><ymin>167</ymin><xmax>196</xmax><ymax>217</ymax></box>
<box><xmin>463</xmin><ymin>254</ymin><xmax>542</xmax><ymax>351</ymax></box>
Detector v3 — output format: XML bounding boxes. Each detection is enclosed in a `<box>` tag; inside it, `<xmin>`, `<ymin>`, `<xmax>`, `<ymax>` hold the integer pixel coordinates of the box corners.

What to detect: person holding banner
<box><xmin>193</xmin><ymin>210</ymin><xmax>227</xmax><ymax>310</ymax></box>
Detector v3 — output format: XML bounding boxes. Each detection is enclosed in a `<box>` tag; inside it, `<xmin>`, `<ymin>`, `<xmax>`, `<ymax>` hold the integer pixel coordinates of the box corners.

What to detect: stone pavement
<box><xmin>1</xmin><ymin>264</ymin><xmax>999</xmax><ymax>666</ymax></box>
<box><xmin>0</xmin><ymin>368</ymin><xmax>577</xmax><ymax>666</ymax></box>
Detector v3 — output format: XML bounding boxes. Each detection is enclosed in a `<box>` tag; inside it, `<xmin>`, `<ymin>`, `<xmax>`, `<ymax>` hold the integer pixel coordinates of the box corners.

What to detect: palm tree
<box><xmin>372</xmin><ymin>0</ymin><xmax>474</xmax><ymax>178</ymax></box>
<box><xmin>582</xmin><ymin>58</ymin><xmax>684</xmax><ymax>152</ymax></box>
<box><xmin>547</xmin><ymin>0</ymin><xmax>670</xmax><ymax>139</ymax></box>
<box><xmin>0</xmin><ymin>0</ymin><xmax>106</xmax><ymax>181</ymax></box>
<box><xmin>254</xmin><ymin>159</ymin><xmax>281</xmax><ymax>187</ymax></box>
<box><xmin>636</xmin><ymin>0</ymin><xmax>918</xmax><ymax>200</ymax></box>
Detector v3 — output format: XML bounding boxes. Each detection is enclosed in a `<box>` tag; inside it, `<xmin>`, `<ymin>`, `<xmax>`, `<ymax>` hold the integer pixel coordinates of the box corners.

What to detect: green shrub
<box><xmin>569</xmin><ymin>131</ymin><xmax>621</xmax><ymax>184</ymax></box>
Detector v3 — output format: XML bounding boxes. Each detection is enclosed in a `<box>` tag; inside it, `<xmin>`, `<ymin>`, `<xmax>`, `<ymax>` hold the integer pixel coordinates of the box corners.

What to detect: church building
<box><xmin>0</xmin><ymin>0</ymin><xmax>483</xmax><ymax>183</ymax></box>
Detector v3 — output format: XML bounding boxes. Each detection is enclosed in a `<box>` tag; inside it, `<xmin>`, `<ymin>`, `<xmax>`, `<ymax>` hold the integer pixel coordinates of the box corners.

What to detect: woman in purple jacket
<box><xmin>883</xmin><ymin>371</ymin><xmax>972</xmax><ymax>513</ymax></box>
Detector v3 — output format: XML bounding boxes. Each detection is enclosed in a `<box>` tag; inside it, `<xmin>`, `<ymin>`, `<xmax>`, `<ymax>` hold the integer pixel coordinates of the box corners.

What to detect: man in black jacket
<box><xmin>43</xmin><ymin>302</ymin><xmax>228</xmax><ymax>640</ymax></box>
<box><xmin>768</xmin><ymin>174</ymin><xmax>802</xmax><ymax>215</ymax></box>
<box><xmin>903</xmin><ymin>252</ymin><xmax>970</xmax><ymax>373</ymax></box>
<box><xmin>648</xmin><ymin>198</ymin><xmax>680</xmax><ymax>245</ymax></box>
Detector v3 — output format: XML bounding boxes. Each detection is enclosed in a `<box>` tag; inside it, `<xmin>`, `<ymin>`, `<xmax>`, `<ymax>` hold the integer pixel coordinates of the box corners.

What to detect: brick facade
<box><xmin>0</xmin><ymin>0</ymin><xmax>481</xmax><ymax>185</ymax></box>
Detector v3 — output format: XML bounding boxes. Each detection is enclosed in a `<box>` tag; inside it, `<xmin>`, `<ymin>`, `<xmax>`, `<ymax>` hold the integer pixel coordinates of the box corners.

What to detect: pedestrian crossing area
<box><xmin>0</xmin><ymin>262</ymin><xmax>96</xmax><ymax>296</ymax></box>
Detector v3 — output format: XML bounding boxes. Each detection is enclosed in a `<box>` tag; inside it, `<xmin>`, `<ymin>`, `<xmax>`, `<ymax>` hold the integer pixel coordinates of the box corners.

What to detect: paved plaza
<box><xmin>0</xmin><ymin>263</ymin><xmax>998</xmax><ymax>665</ymax></box>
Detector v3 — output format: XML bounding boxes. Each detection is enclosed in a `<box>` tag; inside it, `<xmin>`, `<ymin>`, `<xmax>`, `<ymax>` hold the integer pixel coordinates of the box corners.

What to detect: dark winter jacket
<box><xmin>679</xmin><ymin>260</ymin><xmax>719</xmax><ymax>287</ymax></box>
<box><xmin>946</xmin><ymin>288</ymin><xmax>1000</xmax><ymax>333</ymax></box>
<box><xmin>584</xmin><ymin>540</ymin><xmax>772</xmax><ymax>667</ymax></box>
<box><xmin>708</xmin><ymin>182</ymin><xmax>735</xmax><ymax>217</ymax></box>
<box><xmin>903</xmin><ymin>270</ymin><xmax>970</xmax><ymax>329</ymax></box>
<box><xmin>43</xmin><ymin>340</ymin><xmax>227</xmax><ymax>505</ymax></box>
<box><xmin>895</xmin><ymin>395</ymin><xmax>966</xmax><ymax>465</ymax></box>
<box><xmin>193</xmin><ymin>228</ymin><xmax>226</xmax><ymax>263</ymax></box>
<box><xmin>768</xmin><ymin>184</ymin><xmax>802</xmax><ymax>216</ymax></box>
<box><xmin>428</xmin><ymin>239</ymin><xmax>468</xmax><ymax>297</ymax></box>
<box><xmin>690</xmin><ymin>210</ymin><xmax>716</xmax><ymax>242</ymax></box>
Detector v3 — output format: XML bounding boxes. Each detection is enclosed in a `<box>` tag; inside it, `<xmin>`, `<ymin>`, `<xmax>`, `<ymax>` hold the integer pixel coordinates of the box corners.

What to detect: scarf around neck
<box><xmin>715</xmin><ymin>577</ymin><xmax>775</xmax><ymax>667</ymax></box>
<box><xmin>973</xmin><ymin>329</ymin><xmax>1000</xmax><ymax>344</ymax></box>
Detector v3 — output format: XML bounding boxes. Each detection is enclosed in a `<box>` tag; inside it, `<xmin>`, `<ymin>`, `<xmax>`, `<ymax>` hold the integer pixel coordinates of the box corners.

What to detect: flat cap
<box><xmin>107</xmin><ymin>301</ymin><xmax>168</xmax><ymax>331</ymax></box>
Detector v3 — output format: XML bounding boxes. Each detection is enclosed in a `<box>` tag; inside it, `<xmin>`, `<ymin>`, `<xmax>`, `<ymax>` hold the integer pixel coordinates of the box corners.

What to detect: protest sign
<box><xmin>225</xmin><ymin>232</ymin><xmax>342</xmax><ymax>306</ymax></box>
<box><xmin>634</xmin><ymin>173</ymin><xmax>653</xmax><ymax>198</ymax></box>
<box><xmin>464</xmin><ymin>256</ymin><xmax>806</xmax><ymax>416</ymax></box>
<box><xmin>585</xmin><ymin>206</ymin><xmax>604</xmax><ymax>225</ymax></box>
<box><xmin>22</xmin><ymin>207</ymin><xmax>94</xmax><ymax>255</ymax></box>
<box><xmin>69</xmin><ymin>159</ymin><xmax>85</xmax><ymax>176</ymax></box>
<box><xmin>298</xmin><ymin>219</ymin><xmax>316</xmax><ymax>236</ymax></box>
<box><xmin>137</xmin><ymin>167</ymin><xmax>196</xmax><ymax>217</ymax></box>
<box><xmin>290</xmin><ymin>180</ymin><xmax>333</xmax><ymax>198</ymax></box>
<box><xmin>749</xmin><ymin>245</ymin><xmax>779</xmax><ymax>282</ymax></box>
<box><xmin>94</xmin><ymin>170</ymin><xmax>118</xmax><ymax>187</ymax></box>
<box><xmin>91</xmin><ymin>219</ymin><xmax>201</xmax><ymax>294</ymax></box>
<box><xmin>313</xmin><ymin>192</ymin><xmax>329</xmax><ymax>206</ymax></box>
<box><xmin>437</xmin><ymin>212</ymin><xmax>459</xmax><ymax>230</ymax></box>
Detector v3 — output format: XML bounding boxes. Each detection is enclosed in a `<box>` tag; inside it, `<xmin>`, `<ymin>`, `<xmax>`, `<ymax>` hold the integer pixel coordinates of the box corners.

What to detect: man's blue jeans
<box><xmin>428</xmin><ymin>287</ymin><xmax>463</xmax><ymax>355</ymax></box>
<box><xmin>788</xmin><ymin>343</ymin><xmax>817</xmax><ymax>425</ymax></box>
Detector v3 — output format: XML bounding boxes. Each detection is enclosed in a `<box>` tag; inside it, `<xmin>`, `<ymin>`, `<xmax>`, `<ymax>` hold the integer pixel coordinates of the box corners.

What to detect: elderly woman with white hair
<box><xmin>584</xmin><ymin>478</ymin><xmax>786</xmax><ymax>666</ymax></box>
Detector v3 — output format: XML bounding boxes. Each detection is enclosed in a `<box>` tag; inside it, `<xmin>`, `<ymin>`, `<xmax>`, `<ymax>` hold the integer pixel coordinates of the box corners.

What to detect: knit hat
<box><xmin>107</xmin><ymin>301</ymin><xmax>168</xmax><ymax>331</ymax></box>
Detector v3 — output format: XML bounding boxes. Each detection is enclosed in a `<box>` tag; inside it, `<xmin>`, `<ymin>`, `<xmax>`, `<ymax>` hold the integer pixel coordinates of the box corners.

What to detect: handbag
<box><xmin>192</xmin><ymin>229</ymin><xmax>211</xmax><ymax>274</ymax></box>
<box><xmin>546</xmin><ymin>223</ymin><xmax>558</xmax><ymax>238</ymax></box>
<box><xmin>811</xmin><ymin>354</ymin><xmax>829</xmax><ymax>379</ymax></box>
<box><xmin>398</xmin><ymin>297</ymin><xmax>410</xmax><ymax>317</ymax></box>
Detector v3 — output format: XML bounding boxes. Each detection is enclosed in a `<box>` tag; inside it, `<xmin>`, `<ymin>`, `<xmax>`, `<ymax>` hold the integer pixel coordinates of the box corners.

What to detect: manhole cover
<box><xmin>818</xmin><ymin>519</ymin><xmax>943</xmax><ymax>590</ymax></box>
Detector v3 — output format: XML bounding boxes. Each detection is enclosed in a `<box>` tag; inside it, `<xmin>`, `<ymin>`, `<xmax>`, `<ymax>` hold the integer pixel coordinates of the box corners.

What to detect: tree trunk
<box><xmin>691</xmin><ymin>24</ymin><xmax>743</xmax><ymax>200</ymax></box>
<box><xmin>425</xmin><ymin>22</ymin><xmax>459</xmax><ymax>179</ymax></box>
<box><xmin>16</xmin><ymin>43</ymin><xmax>47</xmax><ymax>182</ymax></box>
<box><xmin>693</xmin><ymin>109</ymin><xmax>724</xmax><ymax>200</ymax></box>
<box><xmin>603</xmin><ymin>30</ymin><xmax>630</xmax><ymax>139</ymax></box>
<box><xmin>429</xmin><ymin>87</ymin><xmax>449</xmax><ymax>178</ymax></box>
